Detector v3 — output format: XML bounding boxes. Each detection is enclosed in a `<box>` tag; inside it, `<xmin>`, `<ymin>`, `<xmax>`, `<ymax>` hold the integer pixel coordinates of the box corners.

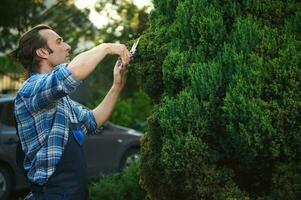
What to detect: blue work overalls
<box><xmin>25</xmin><ymin>123</ymin><xmax>88</xmax><ymax>200</ymax></box>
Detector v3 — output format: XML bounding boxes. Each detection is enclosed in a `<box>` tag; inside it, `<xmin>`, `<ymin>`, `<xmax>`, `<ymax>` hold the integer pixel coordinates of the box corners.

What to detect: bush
<box><xmin>89</xmin><ymin>162</ymin><xmax>147</xmax><ymax>200</ymax></box>
<box><xmin>132</xmin><ymin>0</ymin><xmax>301</xmax><ymax>199</ymax></box>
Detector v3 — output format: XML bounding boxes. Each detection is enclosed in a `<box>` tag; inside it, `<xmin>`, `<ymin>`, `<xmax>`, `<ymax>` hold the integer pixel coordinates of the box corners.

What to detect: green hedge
<box><xmin>132</xmin><ymin>0</ymin><xmax>301</xmax><ymax>199</ymax></box>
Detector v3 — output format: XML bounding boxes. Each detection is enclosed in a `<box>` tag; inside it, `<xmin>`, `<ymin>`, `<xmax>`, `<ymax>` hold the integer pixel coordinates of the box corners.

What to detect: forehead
<box><xmin>39</xmin><ymin>29</ymin><xmax>61</xmax><ymax>43</ymax></box>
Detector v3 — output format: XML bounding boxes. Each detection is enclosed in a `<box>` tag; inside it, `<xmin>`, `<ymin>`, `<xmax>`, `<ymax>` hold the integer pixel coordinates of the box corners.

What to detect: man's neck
<box><xmin>38</xmin><ymin>63</ymin><xmax>53</xmax><ymax>74</ymax></box>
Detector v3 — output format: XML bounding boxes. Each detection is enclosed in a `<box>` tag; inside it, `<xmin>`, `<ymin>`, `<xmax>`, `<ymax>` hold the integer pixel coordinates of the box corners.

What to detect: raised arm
<box><xmin>92</xmin><ymin>60</ymin><xmax>128</xmax><ymax>127</ymax></box>
<box><xmin>67</xmin><ymin>43</ymin><xmax>131</xmax><ymax>81</ymax></box>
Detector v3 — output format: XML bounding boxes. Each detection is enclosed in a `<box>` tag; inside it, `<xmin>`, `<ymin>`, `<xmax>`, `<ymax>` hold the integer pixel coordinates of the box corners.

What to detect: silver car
<box><xmin>0</xmin><ymin>94</ymin><xmax>141</xmax><ymax>200</ymax></box>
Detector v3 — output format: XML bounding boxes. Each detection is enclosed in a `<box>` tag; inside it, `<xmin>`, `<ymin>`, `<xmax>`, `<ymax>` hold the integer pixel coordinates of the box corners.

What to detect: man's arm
<box><xmin>68</xmin><ymin>43</ymin><xmax>131</xmax><ymax>81</ymax></box>
<box><xmin>92</xmin><ymin>60</ymin><xmax>128</xmax><ymax>127</ymax></box>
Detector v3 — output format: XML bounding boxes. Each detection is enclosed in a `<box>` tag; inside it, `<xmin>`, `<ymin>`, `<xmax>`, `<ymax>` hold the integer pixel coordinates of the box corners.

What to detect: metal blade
<box><xmin>130</xmin><ymin>37</ymin><xmax>141</xmax><ymax>53</ymax></box>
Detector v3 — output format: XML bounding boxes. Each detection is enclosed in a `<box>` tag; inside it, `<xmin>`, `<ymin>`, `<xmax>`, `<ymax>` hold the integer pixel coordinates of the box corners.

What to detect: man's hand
<box><xmin>113</xmin><ymin>60</ymin><xmax>128</xmax><ymax>91</ymax></box>
<box><xmin>107</xmin><ymin>43</ymin><xmax>131</xmax><ymax>66</ymax></box>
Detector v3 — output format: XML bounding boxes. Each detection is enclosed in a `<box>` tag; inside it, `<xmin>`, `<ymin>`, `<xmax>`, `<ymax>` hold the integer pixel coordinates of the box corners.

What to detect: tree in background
<box><xmin>0</xmin><ymin>0</ymin><xmax>43</xmax><ymax>53</ymax></box>
<box><xmin>132</xmin><ymin>0</ymin><xmax>301</xmax><ymax>199</ymax></box>
<box><xmin>0</xmin><ymin>0</ymin><xmax>97</xmax><ymax>73</ymax></box>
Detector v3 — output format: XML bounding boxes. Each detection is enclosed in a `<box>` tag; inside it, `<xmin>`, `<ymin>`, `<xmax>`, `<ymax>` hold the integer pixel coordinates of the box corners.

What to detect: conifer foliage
<box><xmin>132</xmin><ymin>0</ymin><xmax>301</xmax><ymax>199</ymax></box>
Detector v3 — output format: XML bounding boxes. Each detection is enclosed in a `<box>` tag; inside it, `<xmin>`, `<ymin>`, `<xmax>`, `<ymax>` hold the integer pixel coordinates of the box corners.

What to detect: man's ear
<box><xmin>36</xmin><ymin>48</ymin><xmax>49</xmax><ymax>59</ymax></box>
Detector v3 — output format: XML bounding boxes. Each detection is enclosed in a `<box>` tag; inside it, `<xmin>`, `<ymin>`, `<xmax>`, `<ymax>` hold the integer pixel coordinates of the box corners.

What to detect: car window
<box><xmin>0</xmin><ymin>102</ymin><xmax>15</xmax><ymax>127</ymax></box>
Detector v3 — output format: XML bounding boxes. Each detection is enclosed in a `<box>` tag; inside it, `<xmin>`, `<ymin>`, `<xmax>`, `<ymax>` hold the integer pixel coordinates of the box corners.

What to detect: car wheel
<box><xmin>0</xmin><ymin>166</ymin><xmax>13</xmax><ymax>200</ymax></box>
<box><xmin>119</xmin><ymin>148</ymin><xmax>140</xmax><ymax>170</ymax></box>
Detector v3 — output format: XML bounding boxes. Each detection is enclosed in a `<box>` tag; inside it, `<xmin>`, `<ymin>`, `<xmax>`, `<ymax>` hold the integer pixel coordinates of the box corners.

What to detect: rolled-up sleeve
<box><xmin>55</xmin><ymin>64</ymin><xmax>81</xmax><ymax>94</ymax></box>
<box><xmin>72</xmin><ymin>101</ymin><xmax>97</xmax><ymax>134</ymax></box>
<box><xmin>25</xmin><ymin>64</ymin><xmax>81</xmax><ymax>111</ymax></box>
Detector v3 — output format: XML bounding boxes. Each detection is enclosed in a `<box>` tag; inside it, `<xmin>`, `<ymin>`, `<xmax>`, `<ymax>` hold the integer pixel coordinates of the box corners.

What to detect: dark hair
<box><xmin>10</xmin><ymin>24</ymin><xmax>53</xmax><ymax>73</ymax></box>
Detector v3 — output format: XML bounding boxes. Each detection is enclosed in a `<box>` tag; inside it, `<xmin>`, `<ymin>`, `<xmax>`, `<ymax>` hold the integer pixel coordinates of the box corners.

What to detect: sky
<box><xmin>75</xmin><ymin>0</ymin><xmax>152</xmax><ymax>28</ymax></box>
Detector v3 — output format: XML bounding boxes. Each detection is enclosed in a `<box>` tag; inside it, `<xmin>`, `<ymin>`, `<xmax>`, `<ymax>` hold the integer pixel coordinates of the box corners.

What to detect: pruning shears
<box><xmin>129</xmin><ymin>37</ymin><xmax>140</xmax><ymax>60</ymax></box>
<box><xmin>118</xmin><ymin>37</ymin><xmax>140</xmax><ymax>67</ymax></box>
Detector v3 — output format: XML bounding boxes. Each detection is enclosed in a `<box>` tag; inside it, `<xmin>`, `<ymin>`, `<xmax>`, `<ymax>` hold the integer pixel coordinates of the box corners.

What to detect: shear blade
<box><xmin>130</xmin><ymin>37</ymin><xmax>141</xmax><ymax>53</ymax></box>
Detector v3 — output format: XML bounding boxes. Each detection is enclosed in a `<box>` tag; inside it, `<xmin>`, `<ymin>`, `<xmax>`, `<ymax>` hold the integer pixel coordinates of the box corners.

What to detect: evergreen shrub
<box><xmin>132</xmin><ymin>0</ymin><xmax>301</xmax><ymax>199</ymax></box>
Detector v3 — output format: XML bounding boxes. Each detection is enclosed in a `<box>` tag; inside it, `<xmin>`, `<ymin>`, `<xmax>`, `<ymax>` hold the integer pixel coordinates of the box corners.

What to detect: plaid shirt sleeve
<box><xmin>25</xmin><ymin>64</ymin><xmax>81</xmax><ymax>112</ymax></box>
<box><xmin>71</xmin><ymin>100</ymin><xmax>98</xmax><ymax>134</ymax></box>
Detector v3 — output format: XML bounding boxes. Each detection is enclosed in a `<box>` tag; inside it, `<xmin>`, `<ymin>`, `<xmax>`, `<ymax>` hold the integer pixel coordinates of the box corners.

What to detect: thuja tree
<box><xmin>131</xmin><ymin>0</ymin><xmax>301</xmax><ymax>199</ymax></box>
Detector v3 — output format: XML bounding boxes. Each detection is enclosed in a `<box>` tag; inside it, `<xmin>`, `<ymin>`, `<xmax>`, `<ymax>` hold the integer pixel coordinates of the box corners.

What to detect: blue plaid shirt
<box><xmin>14</xmin><ymin>64</ymin><xmax>97</xmax><ymax>185</ymax></box>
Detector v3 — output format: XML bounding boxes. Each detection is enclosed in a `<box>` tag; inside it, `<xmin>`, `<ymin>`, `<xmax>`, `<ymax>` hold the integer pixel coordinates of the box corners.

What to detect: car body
<box><xmin>0</xmin><ymin>94</ymin><xmax>141</xmax><ymax>199</ymax></box>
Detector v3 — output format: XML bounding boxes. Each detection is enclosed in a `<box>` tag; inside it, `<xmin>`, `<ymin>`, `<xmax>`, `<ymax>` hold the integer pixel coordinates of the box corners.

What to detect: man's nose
<box><xmin>66</xmin><ymin>43</ymin><xmax>71</xmax><ymax>52</ymax></box>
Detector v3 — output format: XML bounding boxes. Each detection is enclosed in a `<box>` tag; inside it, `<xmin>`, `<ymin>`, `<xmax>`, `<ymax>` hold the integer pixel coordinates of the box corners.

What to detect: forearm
<box><xmin>67</xmin><ymin>43</ymin><xmax>110</xmax><ymax>81</ymax></box>
<box><xmin>92</xmin><ymin>85</ymin><xmax>122</xmax><ymax>127</ymax></box>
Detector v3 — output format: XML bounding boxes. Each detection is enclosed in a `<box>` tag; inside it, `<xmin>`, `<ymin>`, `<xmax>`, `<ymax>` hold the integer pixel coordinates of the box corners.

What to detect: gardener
<box><xmin>11</xmin><ymin>24</ymin><xmax>131</xmax><ymax>200</ymax></box>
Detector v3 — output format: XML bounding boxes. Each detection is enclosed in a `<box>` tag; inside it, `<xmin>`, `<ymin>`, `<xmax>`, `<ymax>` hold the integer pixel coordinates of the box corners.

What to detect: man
<box><xmin>11</xmin><ymin>24</ymin><xmax>131</xmax><ymax>199</ymax></box>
